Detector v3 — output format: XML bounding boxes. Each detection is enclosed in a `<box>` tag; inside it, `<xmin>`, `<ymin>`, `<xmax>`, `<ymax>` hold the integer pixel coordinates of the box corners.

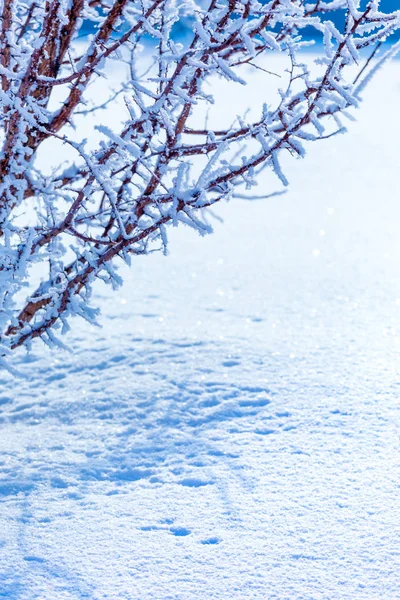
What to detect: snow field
<box><xmin>1</xmin><ymin>56</ymin><xmax>400</xmax><ymax>599</ymax></box>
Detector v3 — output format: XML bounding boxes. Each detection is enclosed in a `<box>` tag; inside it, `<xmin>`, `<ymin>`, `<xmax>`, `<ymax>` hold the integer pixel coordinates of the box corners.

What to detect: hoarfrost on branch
<box><xmin>0</xmin><ymin>0</ymin><xmax>398</xmax><ymax>354</ymax></box>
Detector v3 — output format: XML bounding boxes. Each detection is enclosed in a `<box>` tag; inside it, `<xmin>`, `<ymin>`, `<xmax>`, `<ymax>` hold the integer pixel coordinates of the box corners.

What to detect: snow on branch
<box><xmin>0</xmin><ymin>0</ymin><xmax>399</xmax><ymax>354</ymax></box>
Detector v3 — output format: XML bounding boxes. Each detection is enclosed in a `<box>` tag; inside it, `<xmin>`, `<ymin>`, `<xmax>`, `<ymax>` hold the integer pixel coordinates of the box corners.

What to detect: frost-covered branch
<box><xmin>0</xmin><ymin>0</ymin><xmax>399</xmax><ymax>354</ymax></box>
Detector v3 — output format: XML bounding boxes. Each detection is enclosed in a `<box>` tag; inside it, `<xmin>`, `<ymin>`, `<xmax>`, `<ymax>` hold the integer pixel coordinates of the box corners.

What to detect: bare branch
<box><xmin>0</xmin><ymin>0</ymin><xmax>398</xmax><ymax>355</ymax></box>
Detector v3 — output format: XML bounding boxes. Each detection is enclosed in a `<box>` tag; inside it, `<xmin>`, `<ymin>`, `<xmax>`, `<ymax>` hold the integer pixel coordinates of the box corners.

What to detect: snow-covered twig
<box><xmin>0</xmin><ymin>0</ymin><xmax>398</xmax><ymax>353</ymax></box>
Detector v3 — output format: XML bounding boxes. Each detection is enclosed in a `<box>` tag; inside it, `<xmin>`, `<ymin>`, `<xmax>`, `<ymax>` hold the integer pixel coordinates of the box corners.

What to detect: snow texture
<box><xmin>1</xmin><ymin>60</ymin><xmax>400</xmax><ymax>600</ymax></box>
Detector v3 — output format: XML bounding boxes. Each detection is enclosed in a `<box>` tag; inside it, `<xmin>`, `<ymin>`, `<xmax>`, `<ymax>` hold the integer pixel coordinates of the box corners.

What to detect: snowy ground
<box><xmin>1</xmin><ymin>57</ymin><xmax>400</xmax><ymax>599</ymax></box>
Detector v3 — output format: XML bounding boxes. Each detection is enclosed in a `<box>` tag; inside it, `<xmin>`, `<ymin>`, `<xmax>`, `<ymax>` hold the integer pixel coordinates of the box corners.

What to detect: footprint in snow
<box><xmin>178</xmin><ymin>478</ymin><xmax>213</xmax><ymax>488</ymax></box>
<box><xmin>23</xmin><ymin>556</ymin><xmax>46</xmax><ymax>563</ymax></box>
<box><xmin>255</xmin><ymin>428</ymin><xmax>275</xmax><ymax>436</ymax></box>
<box><xmin>200</xmin><ymin>537</ymin><xmax>220</xmax><ymax>545</ymax></box>
<box><xmin>221</xmin><ymin>359</ymin><xmax>241</xmax><ymax>367</ymax></box>
<box><xmin>170</xmin><ymin>527</ymin><xmax>191</xmax><ymax>537</ymax></box>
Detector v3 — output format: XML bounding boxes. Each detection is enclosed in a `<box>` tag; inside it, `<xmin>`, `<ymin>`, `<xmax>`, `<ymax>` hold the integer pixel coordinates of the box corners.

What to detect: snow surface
<box><xmin>1</xmin><ymin>58</ymin><xmax>400</xmax><ymax>600</ymax></box>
